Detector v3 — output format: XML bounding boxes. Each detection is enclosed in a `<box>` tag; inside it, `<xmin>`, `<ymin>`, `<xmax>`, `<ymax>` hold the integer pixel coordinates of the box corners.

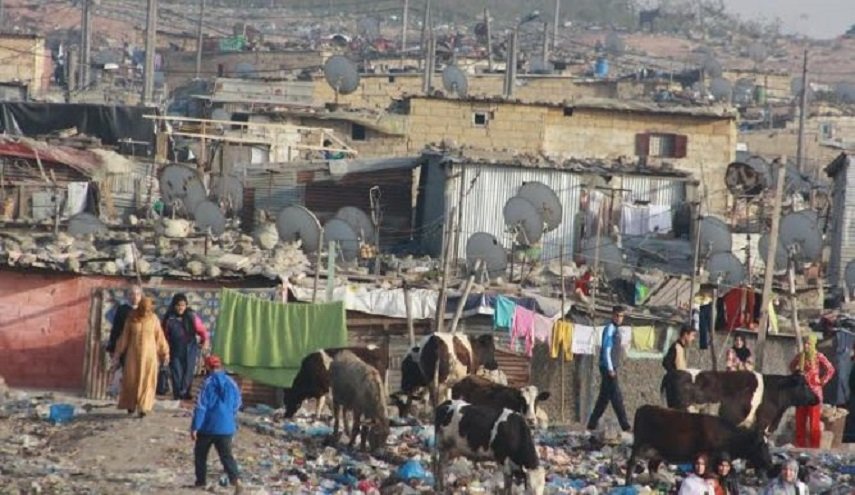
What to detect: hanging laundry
<box><xmin>551</xmin><ymin>320</ymin><xmax>574</xmax><ymax>361</ymax></box>
<box><xmin>493</xmin><ymin>295</ymin><xmax>517</xmax><ymax>329</ymax></box>
<box><xmin>647</xmin><ymin>204</ymin><xmax>672</xmax><ymax>234</ymax></box>
<box><xmin>213</xmin><ymin>289</ymin><xmax>347</xmax><ymax>387</ymax></box>
<box><xmin>585</xmin><ymin>190</ymin><xmax>605</xmax><ymax>237</ymax></box>
<box><xmin>698</xmin><ymin>303</ymin><xmax>713</xmax><ymax>350</ymax></box>
<box><xmin>768</xmin><ymin>300</ymin><xmax>779</xmax><ymax>334</ymax></box>
<box><xmin>620</xmin><ymin>203</ymin><xmax>649</xmax><ymax>236</ymax></box>
<box><xmin>631</xmin><ymin>326</ymin><xmax>656</xmax><ymax>351</ymax></box>
<box><xmin>533</xmin><ymin>313</ymin><xmax>555</xmax><ymax>344</ymax></box>
<box><xmin>510</xmin><ymin>306</ymin><xmax>536</xmax><ymax>356</ymax></box>
<box><xmin>634</xmin><ymin>281</ymin><xmax>650</xmax><ymax>305</ymax></box>
<box><xmin>721</xmin><ymin>287</ymin><xmax>757</xmax><ymax>331</ymax></box>
<box><xmin>571</xmin><ymin>324</ymin><xmax>596</xmax><ymax>355</ymax></box>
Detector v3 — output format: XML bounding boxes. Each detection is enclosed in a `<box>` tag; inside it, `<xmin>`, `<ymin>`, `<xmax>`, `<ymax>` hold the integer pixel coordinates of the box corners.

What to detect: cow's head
<box><xmin>362</xmin><ymin>420</ymin><xmax>390</xmax><ymax>452</ymax></box>
<box><xmin>746</xmin><ymin>430</ymin><xmax>773</xmax><ymax>474</ymax></box>
<box><xmin>519</xmin><ymin>385</ymin><xmax>551</xmax><ymax>426</ymax></box>
<box><xmin>390</xmin><ymin>391</ymin><xmax>428</xmax><ymax>419</ymax></box>
<box><xmin>400</xmin><ymin>347</ymin><xmax>426</xmax><ymax>394</ymax></box>
<box><xmin>282</xmin><ymin>388</ymin><xmax>300</xmax><ymax>417</ymax></box>
<box><xmin>784</xmin><ymin>373</ymin><xmax>820</xmax><ymax>407</ymax></box>
<box><xmin>525</xmin><ymin>466</ymin><xmax>546</xmax><ymax>495</ymax></box>
<box><xmin>470</xmin><ymin>334</ymin><xmax>498</xmax><ymax>370</ymax></box>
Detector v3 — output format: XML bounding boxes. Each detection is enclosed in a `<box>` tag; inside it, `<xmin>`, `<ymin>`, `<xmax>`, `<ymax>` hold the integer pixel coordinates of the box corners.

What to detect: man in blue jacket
<box><xmin>191</xmin><ymin>355</ymin><xmax>242</xmax><ymax>493</ymax></box>
<box><xmin>586</xmin><ymin>305</ymin><xmax>632</xmax><ymax>432</ymax></box>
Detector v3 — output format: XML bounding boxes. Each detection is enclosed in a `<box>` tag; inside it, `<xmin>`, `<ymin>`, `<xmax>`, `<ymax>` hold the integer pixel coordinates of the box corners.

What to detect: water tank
<box><xmin>753</xmin><ymin>85</ymin><xmax>767</xmax><ymax>106</ymax></box>
<box><xmin>594</xmin><ymin>57</ymin><xmax>609</xmax><ymax>78</ymax></box>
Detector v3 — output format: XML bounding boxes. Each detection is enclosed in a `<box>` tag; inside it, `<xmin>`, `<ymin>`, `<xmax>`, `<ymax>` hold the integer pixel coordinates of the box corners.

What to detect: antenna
<box><xmin>705</xmin><ymin>252</ymin><xmax>747</xmax><ymax>286</ymax></box>
<box><xmin>465</xmin><ymin>232</ymin><xmax>508</xmax><ymax>279</ymax></box>
<box><xmin>503</xmin><ymin>196</ymin><xmax>545</xmax><ymax>246</ymax></box>
<box><xmin>323</xmin><ymin>55</ymin><xmax>360</xmax><ymax>104</ymax></box>
<box><xmin>441</xmin><ymin>65</ymin><xmax>469</xmax><ymax>97</ymax></box>
<box><xmin>698</xmin><ymin>216</ymin><xmax>732</xmax><ymax>258</ymax></box>
<box><xmin>193</xmin><ymin>200</ymin><xmax>227</xmax><ymax>236</ymax></box>
<box><xmin>334</xmin><ymin>206</ymin><xmax>376</xmax><ymax>244</ymax></box>
<box><xmin>516</xmin><ymin>181</ymin><xmax>562</xmax><ymax>231</ymax></box>
<box><xmin>159</xmin><ymin>164</ymin><xmax>208</xmax><ymax>216</ymax></box>
<box><xmin>725</xmin><ymin>155</ymin><xmax>770</xmax><ymax>197</ymax></box>
<box><xmin>68</xmin><ymin>212</ymin><xmax>107</xmax><ymax>237</ymax></box>
<box><xmin>275</xmin><ymin>205</ymin><xmax>322</xmax><ymax>254</ymax></box>
<box><xmin>324</xmin><ymin>218</ymin><xmax>359</xmax><ymax>261</ymax></box>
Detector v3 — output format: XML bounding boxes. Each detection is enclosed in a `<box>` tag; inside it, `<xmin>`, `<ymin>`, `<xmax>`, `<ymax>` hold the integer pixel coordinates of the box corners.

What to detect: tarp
<box><xmin>291</xmin><ymin>285</ymin><xmax>438</xmax><ymax>320</ymax></box>
<box><xmin>0</xmin><ymin>103</ymin><xmax>157</xmax><ymax>146</ymax></box>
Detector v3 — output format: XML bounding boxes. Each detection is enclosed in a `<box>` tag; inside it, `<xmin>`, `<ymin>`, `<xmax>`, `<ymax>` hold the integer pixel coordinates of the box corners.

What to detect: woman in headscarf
<box><xmin>162</xmin><ymin>293</ymin><xmax>209</xmax><ymax>401</ymax></box>
<box><xmin>113</xmin><ymin>296</ymin><xmax>170</xmax><ymax>417</ymax></box>
<box><xmin>762</xmin><ymin>459</ymin><xmax>808</xmax><ymax>495</ymax></box>
<box><xmin>678</xmin><ymin>452</ymin><xmax>715</xmax><ymax>495</ymax></box>
<box><xmin>789</xmin><ymin>333</ymin><xmax>835</xmax><ymax>448</ymax></box>
<box><xmin>715</xmin><ymin>453</ymin><xmax>740</xmax><ymax>495</ymax></box>
<box><xmin>726</xmin><ymin>335</ymin><xmax>754</xmax><ymax>371</ymax></box>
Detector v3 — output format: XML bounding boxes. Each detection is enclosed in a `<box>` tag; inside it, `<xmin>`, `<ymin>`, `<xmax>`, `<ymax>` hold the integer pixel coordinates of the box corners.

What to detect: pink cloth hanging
<box><xmin>510</xmin><ymin>306</ymin><xmax>536</xmax><ymax>356</ymax></box>
<box><xmin>533</xmin><ymin>314</ymin><xmax>554</xmax><ymax>344</ymax></box>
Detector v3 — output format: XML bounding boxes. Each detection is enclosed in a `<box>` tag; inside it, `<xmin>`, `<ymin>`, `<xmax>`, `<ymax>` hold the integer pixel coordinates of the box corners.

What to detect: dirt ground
<box><xmin>0</xmin><ymin>394</ymin><xmax>273</xmax><ymax>495</ymax></box>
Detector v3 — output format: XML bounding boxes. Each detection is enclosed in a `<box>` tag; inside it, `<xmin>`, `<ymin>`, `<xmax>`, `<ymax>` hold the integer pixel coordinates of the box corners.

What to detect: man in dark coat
<box><xmin>106</xmin><ymin>283</ymin><xmax>144</xmax><ymax>361</ymax></box>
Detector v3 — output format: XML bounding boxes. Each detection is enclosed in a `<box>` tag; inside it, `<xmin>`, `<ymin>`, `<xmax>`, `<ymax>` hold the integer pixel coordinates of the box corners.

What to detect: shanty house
<box><xmin>826</xmin><ymin>153</ymin><xmax>855</xmax><ymax>290</ymax></box>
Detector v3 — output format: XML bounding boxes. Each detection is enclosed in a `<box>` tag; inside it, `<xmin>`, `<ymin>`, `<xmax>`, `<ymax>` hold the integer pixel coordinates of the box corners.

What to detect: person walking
<box><xmin>587</xmin><ymin>306</ymin><xmax>631</xmax><ymax>432</ymax></box>
<box><xmin>790</xmin><ymin>334</ymin><xmax>835</xmax><ymax>448</ymax></box>
<box><xmin>191</xmin><ymin>355</ymin><xmax>242</xmax><ymax>494</ymax></box>
<box><xmin>162</xmin><ymin>293</ymin><xmax>209</xmax><ymax>400</ymax></box>
<box><xmin>106</xmin><ymin>283</ymin><xmax>144</xmax><ymax>358</ymax></box>
<box><xmin>726</xmin><ymin>335</ymin><xmax>754</xmax><ymax>371</ymax></box>
<box><xmin>762</xmin><ymin>459</ymin><xmax>808</xmax><ymax>495</ymax></box>
<box><xmin>663</xmin><ymin>325</ymin><xmax>697</xmax><ymax>373</ymax></box>
<box><xmin>112</xmin><ymin>296</ymin><xmax>170</xmax><ymax>417</ymax></box>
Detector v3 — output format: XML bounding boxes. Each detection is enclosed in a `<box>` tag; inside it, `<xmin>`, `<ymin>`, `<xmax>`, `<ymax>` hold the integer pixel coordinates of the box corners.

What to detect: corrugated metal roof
<box><xmin>645</xmin><ymin>276</ymin><xmax>693</xmax><ymax>308</ymax></box>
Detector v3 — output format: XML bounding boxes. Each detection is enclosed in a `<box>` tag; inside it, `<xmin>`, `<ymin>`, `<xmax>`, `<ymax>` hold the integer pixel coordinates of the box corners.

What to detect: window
<box><xmin>351</xmin><ymin>123</ymin><xmax>366</xmax><ymax>141</ymax></box>
<box><xmin>473</xmin><ymin>111</ymin><xmax>489</xmax><ymax>127</ymax></box>
<box><xmin>388</xmin><ymin>75</ymin><xmax>396</xmax><ymax>83</ymax></box>
<box><xmin>563</xmin><ymin>107</ymin><xmax>574</xmax><ymax>117</ymax></box>
<box><xmin>820</xmin><ymin>122</ymin><xmax>834</xmax><ymax>140</ymax></box>
<box><xmin>635</xmin><ymin>133</ymin><xmax>687</xmax><ymax>158</ymax></box>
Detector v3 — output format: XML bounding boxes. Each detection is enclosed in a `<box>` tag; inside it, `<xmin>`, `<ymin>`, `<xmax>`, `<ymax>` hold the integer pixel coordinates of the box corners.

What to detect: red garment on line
<box><xmin>722</xmin><ymin>287</ymin><xmax>756</xmax><ymax>330</ymax></box>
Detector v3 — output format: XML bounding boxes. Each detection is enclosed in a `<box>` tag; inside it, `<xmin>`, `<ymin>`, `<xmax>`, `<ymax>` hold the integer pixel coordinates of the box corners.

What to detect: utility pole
<box><xmin>755</xmin><ymin>157</ymin><xmax>787</xmax><ymax>372</ymax></box>
<box><xmin>552</xmin><ymin>0</ymin><xmax>560</xmax><ymax>51</ymax></box>
<box><xmin>484</xmin><ymin>8</ymin><xmax>493</xmax><ymax>71</ymax></box>
<box><xmin>503</xmin><ymin>31</ymin><xmax>517</xmax><ymax>97</ymax></box>
<box><xmin>80</xmin><ymin>0</ymin><xmax>92</xmax><ymax>90</ymax></box>
<box><xmin>422</xmin><ymin>32</ymin><xmax>435</xmax><ymax>94</ymax></box>
<box><xmin>400</xmin><ymin>0</ymin><xmax>409</xmax><ymax>68</ymax></box>
<box><xmin>796</xmin><ymin>50</ymin><xmax>809</xmax><ymax>173</ymax></box>
<box><xmin>687</xmin><ymin>202</ymin><xmax>702</xmax><ymax>324</ymax></box>
<box><xmin>541</xmin><ymin>22</ymin><xmax>549</xmax><ymax>68</ymax></box>
<box><xmin>195</xmin><ymin>0</ymin><xmax>205</xmax><ymax>79</ymax></box>
<box><xmin>419</xmin><ymin>0</ymin><xmax>431</xmax><ymax>69</ymax></box>
<box><xmin>142</xmin><ymin>0</ymin><xmax>158</xmax><ymax>106</ymax></box>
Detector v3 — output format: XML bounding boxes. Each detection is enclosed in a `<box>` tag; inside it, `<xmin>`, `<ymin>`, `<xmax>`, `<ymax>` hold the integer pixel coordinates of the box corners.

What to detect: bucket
<box><xmin>48</xmin><ymin>404</ymin><xmax>75</xmax><ymax>425</ymax></box>
<box><xmin>595</xmin><ymin>57</ymin><xmax>609</xmax><ymax>78</ymax></box>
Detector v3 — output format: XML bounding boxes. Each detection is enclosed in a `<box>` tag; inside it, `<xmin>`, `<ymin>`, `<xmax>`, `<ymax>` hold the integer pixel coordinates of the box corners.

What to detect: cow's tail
<box><xmin>659</xmin><ymin>374</ymin><xmax>671</xmax><ymax>407</ymax></box>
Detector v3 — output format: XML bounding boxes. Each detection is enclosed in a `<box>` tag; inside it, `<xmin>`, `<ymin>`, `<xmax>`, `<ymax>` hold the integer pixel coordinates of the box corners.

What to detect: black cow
<box><xmin>282</xmin><ymin>345</ymin><xmax>388</xmax><ymax>418</ymax></box>
<box><xmin>435</xmin><ymin>400</ymin><xmax>545</xmax><ymax>495</ymax></box>
<box><xmin>394</xmin><ymin>332</ymin><xmax>498</xmax><ymax>416</ymax></box>
<box><xmin>451</xmin><ymin>375</ymin><xmax>550</xmax><ymax>426</ymax></box>
<box><xmin>626</xmin><ymin>405</ymin><xmax>773</xmax><ymax>486</ymax></box>
<box><xmin>662</xmin><ymin>369</ymin><xmax>819</xmax><ymax>434</ymax></box>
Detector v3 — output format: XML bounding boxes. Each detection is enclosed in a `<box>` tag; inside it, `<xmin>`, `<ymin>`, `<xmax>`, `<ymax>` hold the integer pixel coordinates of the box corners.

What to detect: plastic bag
<box><xmin>156</xmin><ymin>365</ymin><xmax>170</xmax><ymax>395</ymax></box>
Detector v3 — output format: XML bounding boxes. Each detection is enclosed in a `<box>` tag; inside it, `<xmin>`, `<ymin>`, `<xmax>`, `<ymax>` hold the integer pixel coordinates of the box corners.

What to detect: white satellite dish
<box><xmin>334</xmin><ymin>206</ymin><xmax>376</xmax><ymax>244</ymax></box>
<box><xmin>698</xmin><ymin>216</ymin><xmax>732</xmax><ymax>258</ymax></box>
<box><xmin>466</xmin><ymin>232</ymin><xmax>507</xmax><ymax>278</ymax></box>
<box><xmin>324</xmin><ymin>55</ymin><xmax>360</xmax><ymax>103</ymax></box>
<box><xmin>159</xmin><ymin>164</ymin><xmax>207</xmax><ymax>216</ymax></box>
<box><xmin>324</xmin><ymin>218</ymin><xmax>359</xmax><ymax>261</ymax></box>
<box><xmin>517</xmin><ymin>181</ymin><xmax>562</xmax><ymax>231</ymax></box>
<box><xmin>503</xmin><ymin>196</ymin><xmax>544</xmax><ymax>246</ymax></box>
<box><xmin>68</xmin><ymin>212</ymin><xmax>107</xmax><ymax>237</ymax></box>
<box><xmin>705</xmin><ymin>252</ymin><xmax>747</xmax><ymax>286</ymax></box>
<box><xmin>193</xmin><ymin>200</ymin><xmax>227</xmax><ymax>236</ymax></box>
<box><xmin>442</xmin><ymin>65</ymin><xmax>469</xmax><ymax>97</ymax></box>
<box><xmin>276</xmin><ymin>205</ymin><xmax>322</xmax><ymax>254</ymax></box>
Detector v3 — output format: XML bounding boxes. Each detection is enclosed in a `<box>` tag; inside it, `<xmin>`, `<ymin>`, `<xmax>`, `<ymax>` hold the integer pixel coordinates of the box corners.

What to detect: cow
<box><xmin>626</xmin><ymin>405</ymin><xmax>773</xmax><ymax>486</ymax></box>
<box><xmin>393</xmin><ymin>333</ymin><xmax>498</xmax><ymax>417</ymax></box>
<box><xmin>435</xmin><ymin>400</ymin><xmax>545</xmax><ymax>495</ymax></box>
<box><xmin>330</xmin><ymin>350</ymin><xmax>390</xmax><ymax>452</ymax></box>
<box><xmin>451</xmin><ymin>375</ymin><xmax>551</xmax><ymax>427</ymax></box>
<box><xmin>661</xmin><ymin>369</ymin><xmax>819</xmax><ymax>435</ymax></box>
<box><xmin>282</xmin><ymin>345</ymin><xmax>388</xmax><ymax>419</ymax></box>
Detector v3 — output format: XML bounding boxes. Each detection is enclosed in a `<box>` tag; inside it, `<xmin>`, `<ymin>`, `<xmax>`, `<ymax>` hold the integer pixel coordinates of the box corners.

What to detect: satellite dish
<box><xmin>324</xmin><ymin>218</ymin><xmax>359</xmax><ymax>261</ymax></box>
<box><xmin>705</xmin><ymin>252</ymin><xmax>747</xmax><ymax>286</ymax></box>
<box><xmin>709</xmin><ymin>77</ymin><xmax>733</xmax><ymax>102</ymax></box>
<box><xmin>845</xmin><ymin>259</ymin><xmax>855</xmax><ymax>293</ymax></box>
<box><xmin>334</xmin><ymin>206</ymin><xmax>376</xmax><ymax>244</ymax></box>
<box><xmin>441</xmin><ymin>65</ymin><xmax>468</xmax><ymax>97</ymax></box>
<box><xmin>747</xmin><ymin>43</ymin><xmax>768</xmax><ymax>64</ymax></box>
<box><xmin>702</xmin><ymin>55</ymin><xmax>722</xmax><ymax>78</ymax></box>
<box><xmin>725</xmin><ymin>156</ymin><xmax>770</xmax><ymax>197</ymax></box>
<box><xmin>193</xmin><ymin>200</ymin><xmax>227</xmax><ymax>236</ymax></box>
<box><xmin>517</xmin><ymin>181</ymin><xmax>562</xmax><ymax>231</ymax></box>
<box><xmin>579</xmin><ymin>237</ymin><xmax>623</xmax><ymax>280</ymax></box>
<box><xmin>503</xmin><ymin>196</ymin><xmax>545</xmax><ymax>246</ymax></box>
<box><xmin>779</xmin><ymin>210</ymin><xmax>822</xmax><ymax>262</ymax></box>
<box><xmin>68</xmin><ymin>212</ymin><xmax>107</xmax><ymax>237</ymax></box>
<box><xmin>324</xmin><ymin>55</ymin><xmax>360</xmax><ymax>96</ymax></box>
<box><xmin>210</xmin><ymin>175</ymin><xmax>244</xmax><ymax>213</ymax></box>
<box><xmin>465</xmin><ymin>232</ymin><xmax>508</xmax><ymax>278</ymax></box>
<box><xmin>758</xmin><ymin>232</ymin><xmax>788</xmax><ymax>269</ymax></box>
<box><xmin>276</xmin><ymin>205</ymin><xmax>322</xmax><ymax>253</ymax></box>
<box><xmin>698</xmin><ymin>216</ymin><xmax>732</xmax><ymax>257</ymax></box>
<box><xmin>159</xmin><ymin>164</ymin><xmax>207</xmax><ymax>215</ymax></box>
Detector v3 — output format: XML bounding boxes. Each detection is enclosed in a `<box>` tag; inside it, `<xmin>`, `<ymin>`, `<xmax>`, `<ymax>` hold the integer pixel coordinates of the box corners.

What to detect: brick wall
<box><xmin>0</xmin><ymin>35</ymin><xmax>46</xmax><ymax>95</ymax></box>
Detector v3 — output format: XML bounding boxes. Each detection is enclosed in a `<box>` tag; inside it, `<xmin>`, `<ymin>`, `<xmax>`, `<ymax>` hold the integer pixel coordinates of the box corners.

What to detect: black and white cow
<box><xmin>435</xmin><ymin>400</ymin><xmax>545</xmax><ymax>495</ymax></box>
<box><xmin>394</xmin><ymin>333</ymin><xmax>498</xmax><ymax>416</ymax></box>
<box><xmin>626</xmin><ymin>405</ymin><xmax>773</xmax><ymax>486</ymax></box>
<box><xmin>282</xmin><ymin>345</ymin><xmax>388</xmax><ymax>418</ymax></box>
<box><xmin>451</xmin><ymin>375</ymin><xmax>551</xmax><ymax>427</ymax></box>
<box><xmin>661</xmin><ymin>369</ymin><xmax>819</xmax><ymax>434</ymax></box>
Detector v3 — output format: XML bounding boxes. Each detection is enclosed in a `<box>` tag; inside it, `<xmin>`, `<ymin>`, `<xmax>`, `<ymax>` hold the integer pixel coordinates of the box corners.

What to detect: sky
<box><xmin>721</xmin><ymin>0</ymin><xmax>854</xmax><ymax>39</ymax></box>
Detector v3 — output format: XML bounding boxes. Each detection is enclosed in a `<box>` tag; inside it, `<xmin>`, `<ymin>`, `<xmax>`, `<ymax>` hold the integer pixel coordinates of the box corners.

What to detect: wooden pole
<box><xmin>484</xmin><ymin>8</ymin><xmax>493</xmax><ymax>71</ymax></box>
<box><xmin>450</xmin><ymin>260</ymin><xmax>480</xmax><ymax>333</ymax></box>
<box><xmin>312</xmin><ymin>231</ymin><xmax>324</xmax><ymax>303</ymax></box>
<box><xmin>559</xmin><ymin>242</ymin><xmax>567</xmax><ymax>423</ymax></box>
<box><xmin>755</xmin><ymin>157</ymin><xmax>787</xmax><ymax>372</ymax></box>
<box><xmin>195</xmin><ymin>0</ymin><xmax>206</xmax><ymax>79</ymax></box>
<box><xmin>585</xmin><ymin>194</ymin><xmax>604</xmax><ymax>421</ymax></box>
<box><xmin>708</xmin><ymin>278</ymin><xmax>719</xmax><ymax>371</ymax></box>
<box><xmin>453</xmin><ymin>169</ymin><xmax>466</xmax><ymax>274</ymax></box>
<box><xmin>142</xmin><ymin>0</ymin><xmax>158</xmax><ymax>105</ymax></box>
<box><xmin>326</xmin><ymin>240</ymin><xmax>336</xmax><ymax>303</ymax></box>
<box><xmin>400</xmin><ymin>0</ymin><xmax>409</xmax><ymax>68</ymax></box>
<box><xmin>435</xmin><ymin>207</ymin><xmax>456</xmax><ymax>333</ymax></box>
<box><xmin>552</xmin><ymin>0</ymin><xmax>560</xmax><ymax>51</ymax></box>
<box><xmin>788</xmin><ymin>252</ymin><xmax>804</xmax><ymax>351</ymax></box>
<box><xmin>796</xmin><ymin>50</ymin><xmax>809</xmax><ymax>173</ymax></box>
<box><xmin>404</xmin><ymin>281</ymin><xmax>415</xmax><ymax>347</ymax></box>
<box><xmin>687</xmin><ymin>202</ymin><xmax>702</xmax><ymax>320</ymax></box>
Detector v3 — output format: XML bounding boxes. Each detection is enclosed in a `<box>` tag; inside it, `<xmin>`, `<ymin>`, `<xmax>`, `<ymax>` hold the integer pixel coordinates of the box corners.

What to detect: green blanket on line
<box><xmin>213</xmin><ymin>289</ymin><xmax>348</xmax><ymax>387</ymax></box>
